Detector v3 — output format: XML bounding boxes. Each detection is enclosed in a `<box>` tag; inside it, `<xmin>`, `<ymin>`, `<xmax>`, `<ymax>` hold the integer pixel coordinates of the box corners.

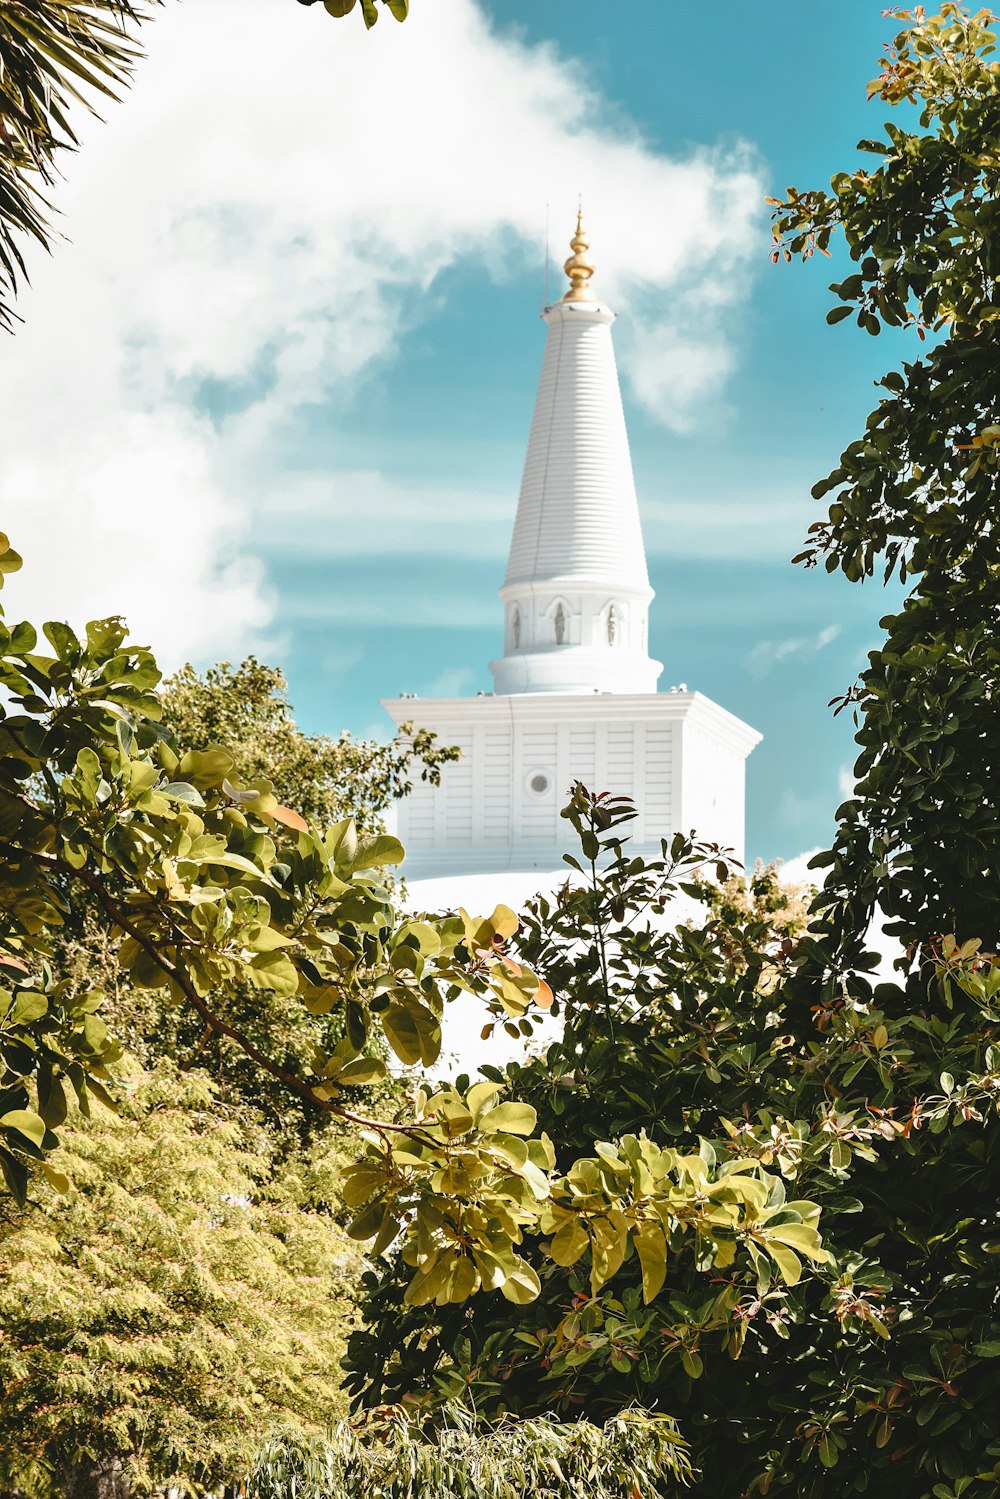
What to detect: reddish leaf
<box><xmin>534</xmin><ymin>979</ymin><xmax>555</xmax><ymax>1011</ymax></box>
<box><xmin>272</xmin><ymin>804</ymin><xmax>308</xmax><ymax>833</ymax></box>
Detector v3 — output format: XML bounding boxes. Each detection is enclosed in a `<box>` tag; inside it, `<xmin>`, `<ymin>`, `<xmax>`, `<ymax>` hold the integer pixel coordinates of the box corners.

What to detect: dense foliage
<box><xmin>348</xmin><ymin>787</ymin><xmax>1000</xmax><ymax>1498</ymax></box>
<box><xmin>161</xmin><ymin>657</ymin><xmax>455</xmax><ymax>836</ymax></box>
<box><xmin>771</xmin><ymin>2</ymin><xmax>1000</xmax><ymax>958</ymax></box>
<box><xmin>0</xmin><ymin>1066</ymin><xmax>361</xmax><ymax>1498</ymax></box>
<box><xmin>246</xmin><ymin>1406</ymin><xmax>691</xmax><ymax>1499</ymax></box>
<box><xmin>0</xmin><ymin>651</ymin><xmax>452</xmax><ymax>1494</ymax></box>
<box><xmin>82</xmin><ymin>657</ymin><xmax>455</xmax><ymax>1137</ymax></box>
<box><xmin>0</xmin><ymin>535</ymin><xmax>820</xmax><ymax>1319</ymax></box>
<box><xmin>344</xmin><ymin>798</ymin><xmax>842</xmax><ymax>1415</ymax></box>
<box><xmin>0</xmin><ymin>540</ymin><xmax>547</xmax><ymax>1203</ymax></box>
<box><xmin>345</xmin><ymin>10</ymin><xmax>1000</xmax><ymax>1497</ymax></box>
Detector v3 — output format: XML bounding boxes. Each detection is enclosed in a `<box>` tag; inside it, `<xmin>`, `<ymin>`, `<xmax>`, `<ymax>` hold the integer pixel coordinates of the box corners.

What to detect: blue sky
<box><xmin>1</xmin><ymin>0</ymin><xmax>917</xmax><ymax>864</ymax></box>
<box><xmin>271</xmin><ymin>0</ymin><xmax>906</xmax><ymax>862</ymax></box>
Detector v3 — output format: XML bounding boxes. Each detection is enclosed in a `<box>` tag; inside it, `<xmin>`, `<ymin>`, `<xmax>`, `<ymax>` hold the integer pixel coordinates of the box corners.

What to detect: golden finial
<box><xmin>562</xmin><ymin>206</ymin><xmax>595</xmax><ymax>301</ymax></box>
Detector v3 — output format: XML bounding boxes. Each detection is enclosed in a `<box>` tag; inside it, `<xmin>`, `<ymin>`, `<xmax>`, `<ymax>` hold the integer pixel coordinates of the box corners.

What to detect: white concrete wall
<box><xmin>387</xmin><ymin>691</ymin><xmax>756</xmax><ymax>879</ymax></box>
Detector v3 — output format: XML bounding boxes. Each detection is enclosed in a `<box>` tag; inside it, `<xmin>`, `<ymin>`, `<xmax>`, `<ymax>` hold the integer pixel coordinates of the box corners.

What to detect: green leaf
<box><xmin>383</xmin><ymin>1005</ymin><xmax>421</xmax><ymax>1065</ymax></box>
<box><xmin>634</xmin><ymin>1222</ymin><xmax>667</xmax><ymax>1303</ymax></box>
<box><xmin>159</xmin><ymin>781</ymin><xmax>206</xmax><ymax>808</ymax></box>
<box><xmin>42</xmin><ymin>620</ymin><xmax>80</xmax><ymax>659</ymax></box>
<box><xmin>479</xmin><ymin>1101</ymin><xmax>537</xmax><ymax>1136</ymax></box>
<box><xmin>350</xmin><ymin>833</ymin><xmax>405</xmax><ymax>871</ymax></box>
<box><xmin>489</xmin><ymin>904</ymin><xmax>519</xmax><ymax>939</ymax></box>
<box><xmin>765</xmin><ymin>1222</ymin><xmax>830</xmax><ymax>1262</ymax></box>
<box><xmin>178</xmin><ymin>746</ymin><xmax>235</xmax><ymax>788</ymax></box>
<box><xmin>345</xmin><ymin>1000</ymin><xmax>367</xmax><ymax>1051</ymax></box>
<box><xmin>0</xmin><ymin>1109</ymin><xmax>46</xmax><ymax>1148</ymax></box>
<box><xmin>245</xmin><ymin>950</ymin><xmax>299</xmax><ymax>998</ymax></box>
<box><xmin>8</xmin><ymin>990</ymin><xmax>47</xmax><ymax>1026</ymax></box>
<box><xmin>348</xmin><ymin>1198</ymin><xmax>388</xmax><ymax>1242</ymax></box>
<box><xmin>338</xmin><ymin>1057</ymin><xmax>387</xmax><ymax>1086</ymax></box>
<box><xmin>245</xmin><ymin>923</ymin><xmax>294</xmax><ymax>953</ymax></box>
<box><xmin>549</xmin><ymin>1218</ymin><xmax>589</xmax><ymax>1267</ymax></box>
<box><xmin>37</xmin><ymin>1071</ymin><xmax>67</xmax><ymax>1129</ymax></box>
<box><xmin>40</xmin><ymin>1161</ymin><xmax>70</xmax><ymax>1194</ymax></box>
<box><xmin>404</xmin><ymin>1251</ymin><xmax>448</xmax><ymax>1305</ymax></box>
<box><xmin>500</xmin><ymin>1261</ymin><xmax>541</xmax><ymax>1304</ymax></box>
<box><xmin>766</xmin><ymin>1241</ymin><xmax>803</xmax><ymax>1285</ymax></box>
<box><xmin>466</xmin><ymin>1080</ymin><xmax>502</xmax><ymax>1118</ymax></box>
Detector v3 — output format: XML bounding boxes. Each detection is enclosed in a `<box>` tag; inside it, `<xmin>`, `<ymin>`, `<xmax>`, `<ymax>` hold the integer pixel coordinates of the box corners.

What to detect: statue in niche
<box><xmin>512</xmin><ymin>607</ymin><xmax>521</xmax><ymax>649</ymax></box>
<box><xmin>607</xmin><ymin>604</ymin><xmax>618</xmax><ymax>646</ymax></box>
<box><xmin>554</xmin><ymin>603</ymin><xmax>566</xmax><ymax>645</ymax></box>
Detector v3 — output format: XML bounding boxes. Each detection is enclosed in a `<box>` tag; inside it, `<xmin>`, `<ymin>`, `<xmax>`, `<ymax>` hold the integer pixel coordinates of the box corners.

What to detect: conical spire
<box><xmin>562</xmin><ymin>208</ymin><xmax>595</xmax><ymax>302</ymax></box>
<box><xmin>489</xmin><ymin>215</ymin><xmax>662</xmax><ymax>696</ymax></box>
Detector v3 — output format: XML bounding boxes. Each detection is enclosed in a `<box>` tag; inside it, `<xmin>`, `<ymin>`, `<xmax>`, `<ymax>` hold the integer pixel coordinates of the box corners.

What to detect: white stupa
<box><xmin>384</xmin><ymin>214</ymin><xmax>760</xmax><ymax>887</ymax></box>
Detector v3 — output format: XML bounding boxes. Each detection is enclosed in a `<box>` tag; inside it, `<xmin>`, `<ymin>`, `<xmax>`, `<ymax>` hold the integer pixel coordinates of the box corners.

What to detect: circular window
<box><xmin>527</xmin><ymin>771</ymin><xmax>552</xmax><ymax>796</ymax></box>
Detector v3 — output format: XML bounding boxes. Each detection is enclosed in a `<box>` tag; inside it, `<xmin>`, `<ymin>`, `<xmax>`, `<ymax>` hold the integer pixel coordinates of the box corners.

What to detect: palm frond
<box><xmin>0</xmin><ymin>1</ymin><xmax>158</xmax><ymax>331</ymax></box>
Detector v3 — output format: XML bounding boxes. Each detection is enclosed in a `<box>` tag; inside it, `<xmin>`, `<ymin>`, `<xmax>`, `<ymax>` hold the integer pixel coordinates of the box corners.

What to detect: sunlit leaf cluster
<box><xmin>296</xmin><ymin>0</ymin><xmax>409</xmax><ymax>29</ymax></box>
<box><xmin>347</xmin><ymin>775</ymin><xmax>1000</xmax><ymax>1497</ymax></box>
<box><xmin>245</xmin><ymin>1404</ymin><xmax>692</xmax><ymax>1499</ymax></box>
<box><xmin>0</xmin><ymin>539</ymin><xmax>543</xmax><ymax>1213</ymax></box>
<box><xmin>0</xmin><ymin>1066</ymin><xmax>363</xmax><ymax>1498</ymax></box>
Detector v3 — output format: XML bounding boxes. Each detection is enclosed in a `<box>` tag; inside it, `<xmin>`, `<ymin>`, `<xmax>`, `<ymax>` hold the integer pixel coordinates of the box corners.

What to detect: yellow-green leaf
<box><xmin>766</xmin><ymin>1241</ymin><xmax>803</xmax><ymax>1285</ymax></box>
<box><xmin>634</xmin><ymin>1221</ymin><xmax>667</xmax><ymax>1303</ymax></box>
<box><xmin>480</xmin><ymin>1101</ymin><xmax>537</xmax><ymax>1136</ymax></box>
<box><xmin>500</xmin><ymin>1261</ymin><xmax>541</xmax><ymax>1304</ymax></box>
<box><xmin>549</xmin><ymin>1217</ymin><xmax>589</xmax><ymax>1267</ymax></box>
<box><xmin>0</xmin><ymin>1109</ymin><xmax>46</xmax><ymax>1148</ymax></box>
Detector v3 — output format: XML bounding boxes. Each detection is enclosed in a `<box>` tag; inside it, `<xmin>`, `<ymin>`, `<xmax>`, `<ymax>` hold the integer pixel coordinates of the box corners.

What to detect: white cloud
<box><xmin>746</xmin><ymin>624</ymin><xmax>841</xmax><ymax>678</ymax></box>
<box><xmin>3</xmin><ymin>410</ymin><xmax>275</xmax><ymax>663</ymax></box>
<box><xmin>255</xmin><ymin>471</ymin><xmax>512</xmax><ymax>560</ymax></box>
<box><xmin>284</xmin><ymin>588</ymin><xmax>495</xmax><ymax>631</ymax></box>
<box><xmin>778</xmin><ymin>784</ymin><xmax>838</xmax><ymax>831</ymax></box>
<box><xmin>0</xmin><ymin>0</ymin><xmax>763</xmax><ymax>666</ymax></box>
<box><xmin>775</xmin><ymin>848</ymin><xmax>823</xmax><ymax>886</ymax></box>
<box><xmin>418</xmin><ymin>665</ymin><xmax>480</xmax><ymax>698</ymax></box>
<box><xmin>643</xmin><ymin>486</ymin><xmax>812</xmax><ymax>562</ymax></box>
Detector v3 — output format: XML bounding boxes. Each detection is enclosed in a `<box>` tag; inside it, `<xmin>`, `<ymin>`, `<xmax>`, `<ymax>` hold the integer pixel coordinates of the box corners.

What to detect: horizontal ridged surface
<box><xmin>504</xmin><ymin>306</ymin><xmax>650</xmax><ymax>589</ymax></box>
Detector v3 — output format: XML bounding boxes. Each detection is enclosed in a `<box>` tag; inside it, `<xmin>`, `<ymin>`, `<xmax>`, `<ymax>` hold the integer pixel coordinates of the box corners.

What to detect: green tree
<box><xmin>345</xmin><ymin>792</ymin><xmax>838</xmax><ymax>1423</ymax></box>
<box><xmin>0</xmin><ymin>653</ymin><xmax>456</xmax><ymax>1495</ymax></box>
<box><xmin>0</xmin><ymin>1064</ymin><xmax>363</xmax><ymax>1499</ymax></box>
<box><xmin>345</xmin><ymin>9</ymin><xmax>1000</xmax><ymax>1495</ymax></box>
<box><xmin>770</xmin><ymin>0</ymin><xmax>1000</xmax><ymax>956</ymax></box>
<box><xmin>346</xmin><ymin>786</ymin><xmax>1000</xmax><ymax>1498</ymax></box>
<box><xmin>161</xmin><ymin>657</ymin><xmax>455</xmax><ymax>836</ymax></box>
<box><xmin>246</xmin><ymin>1405</ymin><xmax>691</xmax><ymax>1499</ymax></box>
<box><xmin>58</xmin><ymin>656</ymin><xmax>457</xmax><ymax>1139</ymax></box>
<box><xmin>0</xmin><ymin>544</ymin><xmax>813</xmax><ymax>1362</ymax></box>
<box><xmin>0</xmin><ymin>540</ymin><xmax>537</xmax><ymax>1198</ymax></box>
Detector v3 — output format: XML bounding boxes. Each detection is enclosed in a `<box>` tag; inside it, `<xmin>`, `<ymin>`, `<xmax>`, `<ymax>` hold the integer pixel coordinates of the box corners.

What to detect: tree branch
<box><xmin>70</xmin><ymin>862</ymin><xmax>433</xmax><ymax>1140</ymax></box>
